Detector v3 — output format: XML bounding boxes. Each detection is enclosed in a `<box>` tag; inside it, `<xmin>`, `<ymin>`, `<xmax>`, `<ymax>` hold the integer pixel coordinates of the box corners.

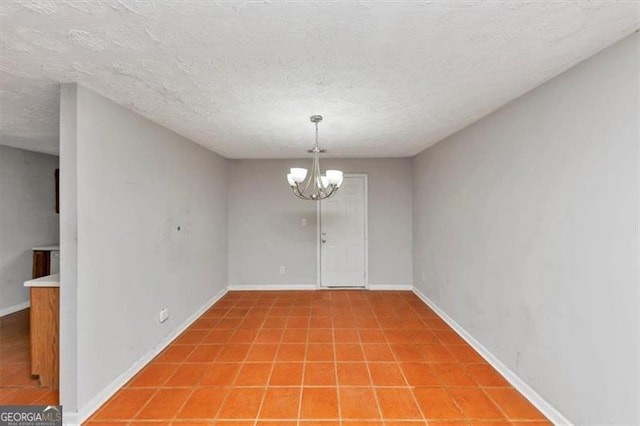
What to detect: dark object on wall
<box><xmin>55</xmin><ymin>168</ymin><xmax>59</xmax><ymax>214</ymax></box>
<box><xmin>32</xmin><ymin>250</ymin><xmax>51</xmax><ymax>279</ymax></box>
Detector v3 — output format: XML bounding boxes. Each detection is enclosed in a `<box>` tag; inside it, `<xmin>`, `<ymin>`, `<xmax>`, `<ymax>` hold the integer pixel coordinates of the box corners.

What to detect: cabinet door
<box><xmin>30</xmin><ymin>287</ymin><xmax>59</xmax><ymax>388</ymax></box>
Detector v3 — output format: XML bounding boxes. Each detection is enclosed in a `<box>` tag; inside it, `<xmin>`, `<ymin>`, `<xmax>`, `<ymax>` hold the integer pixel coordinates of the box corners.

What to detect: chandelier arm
<box><xmin>294</xmin><ymin>190</ymin><xmax>308</xmax><ymax>200</ymax></box>
<box><xmin>317</xmin><ymin>190</ymin><xmax>331</xmax><ymax>200</ymax></box>
<box><xmin>293</xmin><ymin>183</ymin><xmax>311</xmax><ymax>200</ymax></box>
<box><xmin>312</xmin><ymin>149</ymin><xmax>321</xmax><ymax>199</ymax></box>
<box><xmin>300</xmin><ymin>172</ymin><xmax>313</xmax><ymax>196</ymax></box>
<box><xmin>293</xmin><ymin>176</ymin><xmax>320</xmax><ymax>201</ymax></box>
<box><xmin>324</xmin><ymin>181</ymin><xmax>337</xmax><ymax>196</ymax></box>
<box><xmin>319</xmin><ymin>173</ymin><xmax>333</xmax><ymax>198</ymax></box>
<box><xmin>321</xmin><ymin>184</ymin><xmax>337</xmax><ymax>199</ymax></box>
<box><xmin>314</xmin><ymin>120</ymin><xmax>328</xmax><ymax>198</ymax></box>
<box><xmin>318</xmin><ymin>168</ymin><xmax>326</xmax><ymax>196</ymax></box>
<box><xmin>298</xmin><ymin>153</ymin><xmax>316</xmax><ymax>196</ymax></box>
<box><xmin>319</xmin><ymin>182</ymin><xmax>328</xmax><ymax>198</ymax></box>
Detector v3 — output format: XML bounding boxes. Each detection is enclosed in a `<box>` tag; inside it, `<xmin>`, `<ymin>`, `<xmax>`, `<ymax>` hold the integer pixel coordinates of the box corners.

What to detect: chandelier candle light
<box><xmin>287</xmin><ymin>115</ymin><xmax>344</xmax><ymax>200</ymax></box>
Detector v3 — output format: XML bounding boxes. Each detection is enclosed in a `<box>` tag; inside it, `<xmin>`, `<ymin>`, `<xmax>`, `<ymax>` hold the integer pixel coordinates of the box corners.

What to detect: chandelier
<box><xmin>286</xmin><ymin>115</ymin><xmax>343</xmax><ymax>200</ymax></box>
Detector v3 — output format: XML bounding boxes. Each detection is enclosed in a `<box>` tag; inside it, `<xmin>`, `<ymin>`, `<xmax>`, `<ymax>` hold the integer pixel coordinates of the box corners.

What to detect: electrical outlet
<box><xmin>158</xmin><ymin>307</ymin><xmax>169</xmax><ymax>324</ymax></box>
<box><xmin>301</xmin><ymin>218</ymin><xmax>307</xmax><ymax>226</ymax></box>
<box><xmin>279</xmin><ymin>266</ymin><xmax>286</xmax><ymax>274</ymax></box>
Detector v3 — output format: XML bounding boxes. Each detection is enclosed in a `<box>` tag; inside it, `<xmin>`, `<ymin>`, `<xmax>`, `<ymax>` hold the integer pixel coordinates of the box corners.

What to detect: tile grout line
<box><xmin>409</xmin><ymin>294</ymin><xmax>470</xmax><ymax>424</ymax></box>
<box><xmin>252</xmin><ymin>299</ymin><xmax>283</xmax><ymax>426</ymax></box>
<box><xmin>170</xmin><ymin>302</ymin><xmax>235</xmax><ymax>423</ymax></box>
<box><xmin>166</xmin><ymin>316</ymin><xmax>217</xmax><ymax>423</ymax></box>
<box><xmin>356</xmin><ymin>295</ymin><xmax>385</xmax><ymax>423</ymax></box>
<box><xmin>88</xmin><ymin>317</ymin><xmax>207</xmax><ymax>422</ymax></box>
<box><xmin>240</xmin><ymin>294</ymin><xmax>271</xmax><ymax>423</ymax></box>
<box><xmin>331</xmin><ymin>300</ymin><xmax>342</xmax><ymax>423</ymax></box>
<box><xmin>295</xmin><ymin>303</ymin><xmax>310</xmax><ymax>426</ymax></box>
<box><xmin>381</xmin><ymin>295</ymin><xmax>428</xmax><ymax>423</ymax></box>
<box><xmin>407</xmin><ymin>295</ymin><xmax>454</xmax><ymax>424</ymax></box>
<box><xmin>411</xmin><ymin>296</ymin><xmax>476</xmax><ymax>424</ymax></box>
<box><xmin>210</xmin><ymin>295</ymin><xmax>259</xmax><ymax>422</ymax></box>
<box><xmin>113</xmin><ymin>377</ymin><xmax>162</xmax><ymax>422</ymax></box>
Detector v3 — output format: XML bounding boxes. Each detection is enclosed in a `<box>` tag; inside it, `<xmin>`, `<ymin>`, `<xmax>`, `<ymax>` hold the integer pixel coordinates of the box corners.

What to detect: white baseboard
<box><xmin>368</xmin><ymin>284</ymin><xmax>413</xmax><ymax>291</ymax></box>
<box><xmin>227</xmin><ymin>284</ymin><xmax>317</xmax><ymax>291</ymax></box>
<box><xmin>64</xmin><ymin>287</ymin><xmax>228</xmax><ymax>426</ymax></box>
<box><xmin>0</xmin><ymin>301</ymin><xmax>30</xmax><ymax>317</ymax></box>
<box><xmin>227</xmin><ymin>284</ymin><xmax>414</xmax><ymax>291</ymax></box>
<box><xmin>411</xmin><ymin>287</ymin><xmax>571</xmax><ymax>426</ymax></box>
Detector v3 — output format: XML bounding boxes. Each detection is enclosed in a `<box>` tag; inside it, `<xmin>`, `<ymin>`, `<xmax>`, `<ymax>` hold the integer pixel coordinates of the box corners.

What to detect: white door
<box><xmin>320</xmin><ymin>175</ymin><xmax>367</xmax><ymax>288</ymax></box>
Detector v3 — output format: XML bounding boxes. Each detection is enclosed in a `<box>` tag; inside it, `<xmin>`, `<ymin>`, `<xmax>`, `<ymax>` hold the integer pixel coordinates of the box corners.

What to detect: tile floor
<box><xmin>0</xmin><ymin>308</ymin><xmax>59</xmax><ymax>405</ymax></box>
<box><xmin>85</xmin><ymin>291</ymin><xmax>549</xmax><ymax>425</ymax></box>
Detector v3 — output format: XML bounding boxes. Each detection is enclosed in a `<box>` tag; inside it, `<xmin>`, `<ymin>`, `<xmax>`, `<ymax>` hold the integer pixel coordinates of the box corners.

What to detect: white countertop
<box><xmin>33</xmin><ymin>245</ymin><xmax>59</xmax><ymax>251</ymax></box>
<box><xmin>24</xmin><ymin>273</ymin><xmax>59</xmax><ymax>288</ymax></box>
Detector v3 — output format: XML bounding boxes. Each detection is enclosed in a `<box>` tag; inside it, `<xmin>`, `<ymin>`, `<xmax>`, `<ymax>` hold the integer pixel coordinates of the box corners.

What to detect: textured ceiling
<box><xmin>1</xmin><ymin>1</ymin><xmax>638</xmax><ymax>158</ymax></box>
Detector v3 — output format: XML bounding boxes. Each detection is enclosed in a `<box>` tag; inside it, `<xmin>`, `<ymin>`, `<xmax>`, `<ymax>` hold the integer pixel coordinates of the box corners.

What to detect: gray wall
<box><xmin>228</xmin><ymin>158</ymin><xmax>412</xmax><ymax>287</ymax></box>
<box><xmin>0</xmin><ymin>145</ymin><xmax>59</xmax><ymax>313</ymax></box>
<box><xmin>60</xmin><ymin>85</ymin><xmax>228</xmax><ymax>415</ymax></box>
<box><xmin>59</xmin><ymin>84</ymin><xmax>79</xmax><ymax>413</ymax></box>
<box><xmin>412</xmin><ymin>33</ymin><xmax>638</xmax><ymax>424</ymax></box>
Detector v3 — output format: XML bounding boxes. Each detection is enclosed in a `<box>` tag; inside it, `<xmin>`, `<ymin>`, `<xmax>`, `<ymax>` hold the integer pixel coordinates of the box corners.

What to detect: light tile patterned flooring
<box><xmin>0</xmin><ymin>309</ymin><xmax>59</xmax><ymax>405</ymax></box>
<box><xmin>84</xmin><ymin>291</ymin><xmax>549</xmax><ymax>425</ymax></box>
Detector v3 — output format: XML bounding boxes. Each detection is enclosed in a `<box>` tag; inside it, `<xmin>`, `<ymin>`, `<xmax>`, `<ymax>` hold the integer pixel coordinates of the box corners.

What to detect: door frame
<box><xmin>316</xmin><ymin>173</ymin><xmax>369</xmax><ymax>289</ymax></box>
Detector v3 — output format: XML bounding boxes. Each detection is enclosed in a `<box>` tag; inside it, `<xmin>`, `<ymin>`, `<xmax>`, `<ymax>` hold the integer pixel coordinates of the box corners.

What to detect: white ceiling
<box><xmin>1</xmin><ymin>1</ymin><xmax>638</xmax><ymax>158</ymax></box>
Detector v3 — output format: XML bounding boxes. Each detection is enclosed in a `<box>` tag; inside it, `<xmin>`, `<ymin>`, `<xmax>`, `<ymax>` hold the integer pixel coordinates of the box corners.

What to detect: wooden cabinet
<box><xmin>30</xmin><ymin>286</ymin><xmax>59</xmax><ymax>388</ymax></box>
<box><xmin>28</xmin><ymin>248</ymin><xmax>60</xmax><ymax>389</ymax></box>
